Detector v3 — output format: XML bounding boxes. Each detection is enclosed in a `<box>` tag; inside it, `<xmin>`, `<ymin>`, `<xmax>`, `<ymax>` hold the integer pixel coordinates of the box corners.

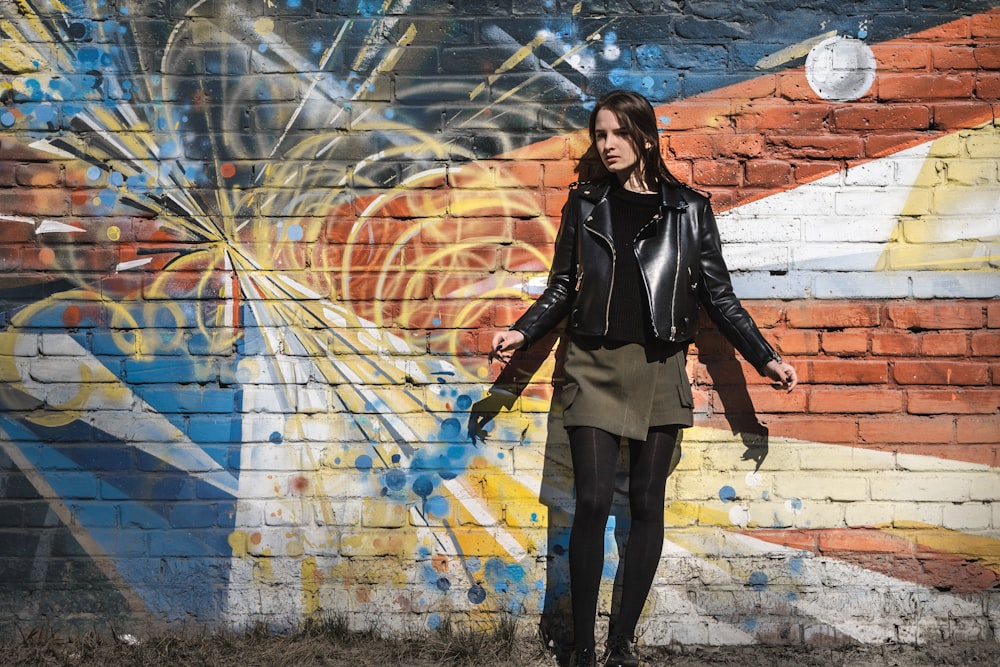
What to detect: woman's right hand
<box><xmin>490</xmin><ymin>330</ymin><xmax>526</xmax><ymax>365</ymax></box>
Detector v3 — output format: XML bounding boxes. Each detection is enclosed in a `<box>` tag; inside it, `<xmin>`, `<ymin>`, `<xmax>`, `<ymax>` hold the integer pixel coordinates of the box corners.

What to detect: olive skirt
<box><xmin>561</xmin><ymin>337</ymin><xmax>693</xmax><ymax>441</ymax></box>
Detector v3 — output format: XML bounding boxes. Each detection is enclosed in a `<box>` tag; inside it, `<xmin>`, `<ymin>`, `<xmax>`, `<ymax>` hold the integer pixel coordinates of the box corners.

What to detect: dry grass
<box><xmin>0</xmin><ymin>613</ymin><xmax>552</xmax><ymax>667</ymax></box>
<box><xmin>2</xmin><ymin>618</ymin><xmax>998</xmax><ymax>667</ymax></box>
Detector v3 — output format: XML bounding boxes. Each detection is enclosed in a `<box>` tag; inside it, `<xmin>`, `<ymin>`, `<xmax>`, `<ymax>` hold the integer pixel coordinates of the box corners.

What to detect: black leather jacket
<box><xmin>512</xmin><ymin>180</ymin><xmax>781</xmax><ymax>373</ymax></box>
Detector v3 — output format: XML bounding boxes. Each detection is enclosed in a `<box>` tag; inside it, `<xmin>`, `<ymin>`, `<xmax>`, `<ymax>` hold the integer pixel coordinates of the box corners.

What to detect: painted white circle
<box><xmin>805</xmin><ymin>36</ymin><xmax>876</xmax><ymax>102</ymax></box>
<box><xmin>728</xmin><ymin>505</ymin><xmax>751</xmax><ymax>528</ymax></box>
<box><xmin>744</xmin><ymin>471</ymin><xmax>763</xmax><ymax>488</ymax></box>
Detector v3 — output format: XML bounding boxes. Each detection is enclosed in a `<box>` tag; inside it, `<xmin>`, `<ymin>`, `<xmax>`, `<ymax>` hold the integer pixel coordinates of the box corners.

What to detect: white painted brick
<box><xmin>717</xmin><ymin>242</ymin><xmax>789</xmax><ymax>271</ymax></box>
<box><xmin>773</xmin><ymin>473</ymin><xmax>868</xmax><ymax>501</ymax></box>
<box><xmin>716</xmin><ymin>213</ymin><xmax>803</xmax><ymax>242</ymax></box>
<box><xmin>870</xmin><ymin>472</ymin><xmax>977</xmax><ymax>502</ymax></box>
<box><xmin>889</xmin><ymin>502</ymin><xmax>944</xmax><ymax>527</ymax></box>
<box><xmin>790</xmin><ymin>243</ymin><xmax>885</xmax><ymax>271</ymax></box>
<box><xmin>730</xmin><ymin>271</ymin><xmax>813</xmax><ymax>299</ymax></box>
<box><xmin>844</xmin><ymin>501</ymin><xmax>896</xmax><ymax>527</ymax></box>
<box><xmin>911</xmin><ymin>271</ymin><xmax>1000</xmax><ymax>298</ymax></box>
<box><xmin>941</xmin><ymin>502</ymin><xmax>993</xmax><ymax>530</ymax></box>
<box><xmin>813</xmin><ymin>272</ymin><xmax>913</xmax><ymax>298</ymax></box>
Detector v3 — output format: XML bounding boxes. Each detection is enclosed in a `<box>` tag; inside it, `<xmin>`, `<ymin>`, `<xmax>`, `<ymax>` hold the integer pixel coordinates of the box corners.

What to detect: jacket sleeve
<box><xmin>509</xmin><ymin>192</ymin><xmax>579</xmax><ymax>348</ymax></box>
<box><xmin>695</xmin><ymin>200</ymin><xmax>781</xmax><ymax>374</ymax></box>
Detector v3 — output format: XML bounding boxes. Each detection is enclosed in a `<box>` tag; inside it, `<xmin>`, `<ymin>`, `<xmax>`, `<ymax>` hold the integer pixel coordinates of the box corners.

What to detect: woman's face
<box><xmin>593</xmin><ymin>107</ymin><xmax>641</xmax><ymax>183</ymax></box>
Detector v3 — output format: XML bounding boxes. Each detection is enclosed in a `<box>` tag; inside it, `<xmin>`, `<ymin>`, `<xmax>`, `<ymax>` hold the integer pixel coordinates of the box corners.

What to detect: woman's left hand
<box><xmin>763</xmin><ymin>359</ymin><xmax>798</xmax><ymax>392</ymax></box>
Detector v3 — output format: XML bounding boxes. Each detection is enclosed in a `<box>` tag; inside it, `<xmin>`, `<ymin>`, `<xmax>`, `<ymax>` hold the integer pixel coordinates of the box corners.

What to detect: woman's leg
<box><xmin>611</xmin><ymin>424</ymin><xmax>679</xmax><ymax>640</ymax></box>
<box><xmin>568</xmin><ymin>426</ymin><xmax>620</xmax><ymax>652</ymax></box>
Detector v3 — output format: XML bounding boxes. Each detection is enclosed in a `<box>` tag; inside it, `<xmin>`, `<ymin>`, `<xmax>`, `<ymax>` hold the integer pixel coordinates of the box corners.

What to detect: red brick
<box><xmin>744</xmin><ymin>160</ymin><xmax>792</xmax><ymax>187</ymax></box>
<box><xmin>864</xmin><ymin>133</ymin><xmax>929</xmax><ymax>159</ymax></box>
<box><xmin>743</xmin><ymin>387</ymin><xmax>808</xmax><ymax>413</ymax></box>
<box><xmin>16</xmin><ymin>163</ymin><xmax>63</xmax><ymax>187</ymax></box>
<box><xmin>975</xmin><ymin>72</ymin><xmax>1000</xmax><ymax>99</ymax></box>
<box><xmin>973</xmin><ymin>44</ymin><xmax>1000</xmax><ymax>69</ymax></box>
<box><xmin>971</xmin><ymin>332</ymin><xmax>1000</xmax><ymax>356</ymax></box>
<box><xmin>761</xmin><ymin>415</ymin><xmax>859</xmax><ymax>444</ymax></box>
<box><xmin>956</xmin><ymin>416</ymin><xmax>1000</xmax><ymax>444</ymax></box>
<box><xmin>873</xmin><ymin>44</ymin><xmax>931</xmax><ymax>70</ymax></box>
<box><xmin>832</xmin><ymin>105</ymin><xmax>931</xmax><ymax>131</ymax></box>
<box><xmin>907</xmin><ymin>389</ymin><xmax>1000</xmax><ymax>415</ymax></box>
<box><xmin>972</xmin><ymin>12</ymin><xmax>1000</xmax><ymax>38</ymax></box>
<box><xmin>877</xmin><ymin>72</ymin><xmax>975</xmax><ymax>100</ymax></box>
<box><xmin>500</xmin><ymin>245</ymin><xmax>551</xmax><ymax>272</ymax></box>
<box><xmin>821</xmin><ymin>331</ymin><xmax>869</xmax><ymax>356</ymax></box>
<box><xmin>899</xmin><ymin>444</ymin><xmax>997</xmax><ymax>468</ymax></box>
<box><xmin>693</xmin><ymin>160</ymin><xmax>740</xmax><ymax>186</ymax></box>
<box><xmin>668</xmin><ymin>134</ymin><xmax>766</xmax><ymax>160</ymax></box>
<box><xmin>801</xmin><ymin>359</ymin><xmax>888</xmax><ymax>385</ymax></box>
<box><xmin>931</xmin><ymin>102</ymin><xmax>997</xmax><ymax>130</ymax></box>
<box><xmin>734</xmin><ymin>102</ymin><xmax>831</xmax><ymax>132</ymax></box>
<box><xmin>791</xmin><ymin>161</ymin><xmax>842</xmax><ymax>184</ymax></box>
<box><xmin>921</xmin><ymin>332</ymin><xmax>970</xmax><ymax>357</ymax></box>
<box><xmin>858</xmin><ymin>416</ymin><xmax>953</xmax><ymax>444</ymax></box>
<box><xmin>930</xmin><ymin>45</ymin><xmax>980</xmax><ymax>70</ymax></box>
<box><xmin>808</xmin><ymin>388</ymin><xmax>904</xmax><ymax>414</ymax></box>
<box><xmin>743</xmin><ymin>302</ymin><xmax>783</xmax><ymax>327</ymax></box>
<box><xmin>774</xmin><ymin>329</ymin><xmax>821</xmax><ymax>355</ymax></box>
<box><xmin>785</xmin><ymin>302</ymin><xmax>880</xmax><ymax>328</ymax></box>
<box><xmin>893</xmin><ymin>360</ymin><xmax>990</xmax><ymax>386</ymax></box>
<box><xmin>872</xmin><ymin>332</ymin><xmax>921</xmax><ymax>356</ymax></box>
<box><xmin>887</xmin><ymin>302</ymin><xmax>984</xmax><ymax>330</ymax></box>
<box><xmin>988</xmin><ymin>302</ymin><xmax>1000</xmax><ymax>329</ymax></box>
<box><xmin>769</xmin><ymin>135</ymin><xmax>865</xmax><ymax>160</ymax></box>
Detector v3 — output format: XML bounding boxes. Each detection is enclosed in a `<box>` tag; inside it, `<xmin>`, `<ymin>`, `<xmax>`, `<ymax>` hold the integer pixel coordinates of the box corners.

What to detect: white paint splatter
<box><xmin>805</xmin><ymin>36</ymin><xmax>876</xmax><ymax>101</ymax></box>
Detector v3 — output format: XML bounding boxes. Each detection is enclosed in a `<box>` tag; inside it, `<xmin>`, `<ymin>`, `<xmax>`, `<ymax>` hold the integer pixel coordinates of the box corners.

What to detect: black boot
<box><xmin>603</xmin><ymin>635</ymin><xmax>639</xmax><ymax>667</ymax></box>
<box><xmin>573</xmin><ymin>645</ymin><xmax>597</xmax><ymax>667</ymax></box>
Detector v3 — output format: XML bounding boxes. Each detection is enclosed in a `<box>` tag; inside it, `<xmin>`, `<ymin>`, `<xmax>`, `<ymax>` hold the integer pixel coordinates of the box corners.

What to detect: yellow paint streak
<box><xmin>228</xmin><ymin>530</ymin><xmax>249</xmax><ymax>557</ymax></box>
<box><xmin>301</xmin><ymin>557</ymin><xmax>321</xmax><ymax>615</ymax></box>
<box><xmin>883</xmin><ymin>524</ymin><xmax>1000</xmax><ymax>573</ymax></box>
<box><xmin>876</xmin><ymin>122</ymin><xmax>1000</xmax><ymax>271</ymax></box>
<box><xmin>755</xmin><ymin>30</ymin><xmax>837</xmax><ymax>69</ymax></box>
<box><xmin>470</xmin><ymin>32</ymin><xmax>549</xmax><ymax>100</ymax></box>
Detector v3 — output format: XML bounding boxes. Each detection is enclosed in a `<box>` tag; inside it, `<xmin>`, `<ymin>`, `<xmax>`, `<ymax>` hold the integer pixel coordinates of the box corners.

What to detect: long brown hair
<box><xmin>583</xmin><ymin>90</ymin><xmax>680</xmax><ymax>189</ymax></box>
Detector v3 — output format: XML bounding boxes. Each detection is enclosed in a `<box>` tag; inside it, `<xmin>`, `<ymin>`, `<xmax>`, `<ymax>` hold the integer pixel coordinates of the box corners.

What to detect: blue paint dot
<box><xmin>467</xmin><ymin>585</ymin><xmax>486</xmax><ymax>604</ymax></box>
<box><xmin>413</xmin><ymin>475</ymin><xmax>434</xmax><ymax>498</ymax></box>
<box><xmin>719</xmin><ymin>485</ymin><xmax>737</xmax><ymax>502</ymax></box>
<box><xmin>436</xmin><ymin>577</ymin><xmax>450</xmax><ymax>591</ymax></box>
<box><xmin>269</xmin><ymin>431</ymin><xmax>283</xmax><ymax>444</ymax></box>
<box><xmin>440</xmin><ymin>418</ymin><xmax>461</xmax><ymax>439</ymax></box>
<box><xmin>108</xmin><ymin>172</ymin><xmax>124</xmax><ymax>187</ymax></box>
<box><xmin>384</xmin><ymin>469</ymin><xmax>406</xmax><ymax>491</ymax></box>
<box><xmin>456</xmin><ymin>394</ymin><xmax>473</xmax><ymax>410</ymax></box>
<box><xmin>391</xmin><ymin>454</ymin><xmax>401</xmax><ymax>463</ymax></box>
<box><xmin>789</xmin><ymin>498</ymin><xmax>803</xmax><ymax>511</ymax></box>
<box><xmin>789</xmin><ymin>556</ymin><xmax>804</xmax><ymax>576</ymax></box>
<box><xmin>286</xmin><ymin>224</ymin><xmax>304</xmax><ymax>241</ymax></box>
<box><xmin>1</xmin><ymin>112</ymin><xmax>17</xmax><ymax>127</ymax></box>
<box><xmin>425</xmin><ymin>495</ymin><xmax>449</xmax><ymax>518</ymax></box>
<box><xmin>86</xmin><ymin>166</ymin><xmax>103</xmax><ymax>181</ymax></box>
<box><xmin>427</xmin><ymin>613</ymin><xmax>442</xmax><ymax>629</ymax></box>
<box><xmin>749</xmin><ymin>571</ymin><xmax>769</xmax><ymax>591</ymax></box>
<box><xmin>355</xmin><ymin>455</ymin><xmax>373</xmax><ymax>470</ymax></box>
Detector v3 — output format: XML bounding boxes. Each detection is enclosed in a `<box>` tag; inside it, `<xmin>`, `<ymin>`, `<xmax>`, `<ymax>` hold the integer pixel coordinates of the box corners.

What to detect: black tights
<box><xmin>568</xmin><ymin>425</ymin><xmax>679</xmax><ymax>651</ymax></box>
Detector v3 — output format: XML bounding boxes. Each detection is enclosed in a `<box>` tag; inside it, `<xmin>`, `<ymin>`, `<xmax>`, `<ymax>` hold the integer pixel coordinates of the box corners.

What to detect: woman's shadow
<box><xmin>467</xmin><ymin>332</ymin><xmax>577</xmax><ymax>664</ymax></box>
<box><xmin>467</xmin><ymin>327</ymin><xmax>770</xmax><ymax>664</ymax></box>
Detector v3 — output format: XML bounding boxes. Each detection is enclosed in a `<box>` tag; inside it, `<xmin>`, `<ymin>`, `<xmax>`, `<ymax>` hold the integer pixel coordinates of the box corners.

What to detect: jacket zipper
<box><xmin>670</xmin><ymin>208</ymin><xmax>682</xmax><ymax>340</ymax></box>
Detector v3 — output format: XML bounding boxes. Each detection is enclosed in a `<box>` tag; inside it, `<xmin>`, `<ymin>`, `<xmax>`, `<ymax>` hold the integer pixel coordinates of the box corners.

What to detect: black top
<box><xmin>605</xmin><ymin>186</ymin><xmax>660</xmax><ymax>345</ymax></box>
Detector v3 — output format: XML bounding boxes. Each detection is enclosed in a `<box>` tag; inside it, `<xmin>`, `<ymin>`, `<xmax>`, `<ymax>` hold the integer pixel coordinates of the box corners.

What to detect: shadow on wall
<box><xmin>467</xmin><ymin>327</ymin><xmax>768</xmax><ymax>660</ymax></box>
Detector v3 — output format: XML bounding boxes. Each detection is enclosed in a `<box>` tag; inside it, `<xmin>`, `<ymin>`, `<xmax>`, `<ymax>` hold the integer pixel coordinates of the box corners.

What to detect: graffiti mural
<box><xmin>1</xmin><ymin>0</ymin><xmax>998</xmax><ymax>645</ymax></box>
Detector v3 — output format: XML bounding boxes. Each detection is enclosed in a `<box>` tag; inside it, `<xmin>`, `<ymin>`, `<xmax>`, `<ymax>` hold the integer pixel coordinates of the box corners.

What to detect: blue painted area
<box><xmin>719</xmin><ymin>485</ymin><xmax>737</xmax><ymax>502</ymax></box>
<box><xmin>748</xmin><ymin>571</ymin><xmax>769</xmax><ymax>591</ymax></box>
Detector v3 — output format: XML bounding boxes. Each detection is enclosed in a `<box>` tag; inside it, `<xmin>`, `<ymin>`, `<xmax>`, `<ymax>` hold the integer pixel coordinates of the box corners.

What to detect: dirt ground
<box><xmin>1</xmin><ymin>624</ymin><xmax>998</xmax><ymax>667</ymax></box>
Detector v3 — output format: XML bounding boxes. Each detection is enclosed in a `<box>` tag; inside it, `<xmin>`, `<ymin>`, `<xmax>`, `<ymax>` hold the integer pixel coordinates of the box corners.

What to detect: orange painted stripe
<box><xmin>746</xmin><ymin>527</ymin><xmax>1000</xmax><ymax>593</ymax></box>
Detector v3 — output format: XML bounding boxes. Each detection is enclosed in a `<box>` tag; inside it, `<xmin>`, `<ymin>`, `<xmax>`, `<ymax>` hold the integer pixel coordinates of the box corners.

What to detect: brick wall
<box><xmin>0</xmin><ymin>0</ymin><xmax>998</xmax><ymax>647</ymax></box>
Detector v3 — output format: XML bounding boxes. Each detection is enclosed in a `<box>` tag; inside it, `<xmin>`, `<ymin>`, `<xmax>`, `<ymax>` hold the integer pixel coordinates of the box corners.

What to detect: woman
<box><xmin>491</xmin><ymin>91</ymin><xmax>798</xmax><ymax>667</ymax></box>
